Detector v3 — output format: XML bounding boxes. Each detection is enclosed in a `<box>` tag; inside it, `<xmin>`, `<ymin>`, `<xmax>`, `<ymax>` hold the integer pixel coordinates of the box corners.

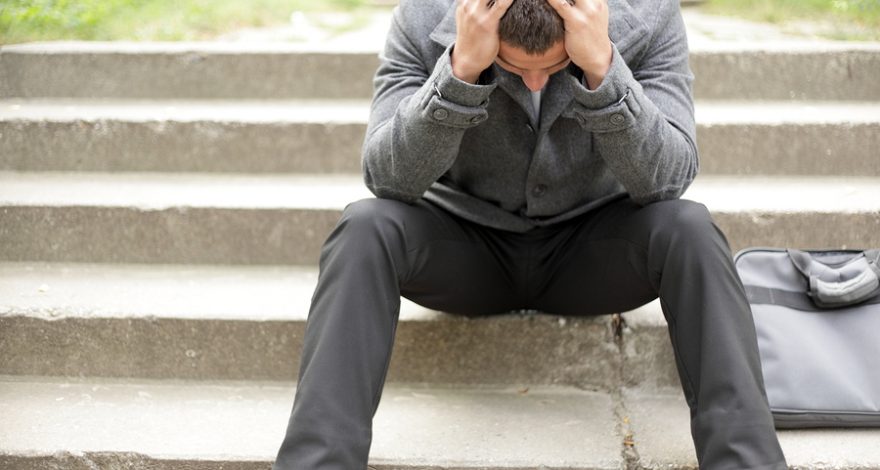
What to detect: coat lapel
<box><xmin>539</xmin><ymin>66</ymin><xmax>576</xmax><ymax>131</ymax></box>
<box><xmin>493</xmin><ymin>64</ymin><xmax>539</xmax><ymax>125</ymax></box>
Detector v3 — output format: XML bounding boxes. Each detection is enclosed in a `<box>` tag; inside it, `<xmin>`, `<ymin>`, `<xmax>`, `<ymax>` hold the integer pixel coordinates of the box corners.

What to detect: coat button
<box><xmin>532</xmin><ymin>184</ymin><xmax>547</xmax><ymax>197</ymax></box>
<box><xmin>432</xmin><ymin>108</ymin><xmax>449</xmax><ymax>121</ymax></box>
<box><xmin>610</xmin><ymin>113</ymin><xmax>625</xmax><ymax>125</ymax></box>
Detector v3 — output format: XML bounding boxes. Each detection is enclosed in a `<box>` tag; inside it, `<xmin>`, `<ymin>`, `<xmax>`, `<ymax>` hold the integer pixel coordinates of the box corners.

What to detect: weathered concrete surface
<box><xmin>623</xmin><ymin>388</ymin><xmax>880</xmax><ymax>469</ymax></box>
<box><xmin>0</xmin><ymin>99</ymin><xmax>368</xmax><ymax>174</ymax></box>
<box><xmin>0</xmin><ymin>263</ymin><xmax>618</xmax><ymax>387</ymax></box>
<box><xmin>689</xmin><ymin>44</ymin><xmax>880</xmax><ymax>101</ymax></box>
<box><xmin>684</xmin><ymin>176</ymin><xmax>880</xmax><ymax>253</ymax></box>
<box><xmin>2</xmin><ymin>173</ymin><xmax>878</xmax><ymax>264</ymax></box>
<box><xmin>0</xmin><ymin>377</ymin><xmax>623</xmax><ymax>469</ymax></box>
<box><xmin>619</xmin><ymin>301</ymin><xmax>680</xmax><ymax>390</ymax></box>
<box><xmin>695</xmin><ymin>102</ymin><xmax>880</xmax><ymax>176</ymax></box>
<box><xmin>2</xmin><ymin>42</ymin><xmax>878</xmax><ymax>101</ymax></box>
<box><xmin>0</xmin><ymin>43</ymin><xmax>378</xmax><ymax>100</ymax></box>
<box><xmin>0</xmin><ymin>100</ymin><xmax>369</xmax><ymax>173</ymax></box>
<box><xmin>0</xmin><ymin>172</ymin><xmax>368</xmax><ymax>265</ymax></box>
<box><xmin>3</xmin><ymin>100</ymin><xmax>878</xmax><ymax>176</ymax></box>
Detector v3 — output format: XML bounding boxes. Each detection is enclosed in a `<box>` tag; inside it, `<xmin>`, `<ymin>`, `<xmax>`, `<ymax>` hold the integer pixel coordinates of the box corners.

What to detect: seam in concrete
<box><xmin>611</xmin><ymin>313</ymin><xmax>644</xmax><ymax>470</ymax></box>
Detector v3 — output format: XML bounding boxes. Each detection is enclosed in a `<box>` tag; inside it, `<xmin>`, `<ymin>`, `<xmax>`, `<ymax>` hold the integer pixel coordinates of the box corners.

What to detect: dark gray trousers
<box><xmin>273</xmin><ymin>197</ymin><xmax>787</xmax><ymax>470</ymax></box>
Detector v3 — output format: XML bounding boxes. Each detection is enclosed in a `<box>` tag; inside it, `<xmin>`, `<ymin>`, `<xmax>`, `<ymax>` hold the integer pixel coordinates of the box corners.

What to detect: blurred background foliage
<box><xmin>0</xmin><ymin>0</ymin><xmax>371</xmax><ymax>43</ymax></box>
<box><xmin>1</xmin><ymin>0</ymin><xmax>878</xmax><ymax>44</ymax></box>
<box><xmin>703</xmin><ymin>0</ymin><xmax>880</xmax><ymax>40</ymax></box>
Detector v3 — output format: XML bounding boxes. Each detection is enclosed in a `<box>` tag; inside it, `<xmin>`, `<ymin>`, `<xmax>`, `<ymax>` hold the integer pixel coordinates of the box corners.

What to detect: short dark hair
<box><xmin>498</xmin><ymin>0</ymin><xmax>566</xmax><ymax>55</ymax></box>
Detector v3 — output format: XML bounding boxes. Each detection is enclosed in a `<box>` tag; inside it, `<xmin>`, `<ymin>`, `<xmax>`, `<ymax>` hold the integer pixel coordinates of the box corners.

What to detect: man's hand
<box><xmin>546</xmin><ymin>0</ymin><xmax>612</xmax><ymax>90</ymax></box>
<box><xmin>451</xmin><ymin>0</ymin><xmax>514</xmax><ymax>84</ymax></box>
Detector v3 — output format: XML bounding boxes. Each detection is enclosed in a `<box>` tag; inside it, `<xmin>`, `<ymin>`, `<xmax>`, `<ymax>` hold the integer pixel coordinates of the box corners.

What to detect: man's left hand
<box><xmin>546</xmin><ymin>0</ymin><xmax>612</xmax><ymax>90</ymax></box>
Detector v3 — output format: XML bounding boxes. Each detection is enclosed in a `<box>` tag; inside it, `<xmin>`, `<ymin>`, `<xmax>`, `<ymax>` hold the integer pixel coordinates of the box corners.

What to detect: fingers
<box><xmin>546</xmin><ymin>0</ymin><xmax>607</xmax><ymax>21</ymax></box>
<box><xmin>546</xmin><ymin>0</ymin><xmax>575</xmax><ymax>20</ymax></box>
<box><xmin>458</xmin><ymin>0</ymin><xmax>512</xmax><ymax>22</ymax></box>
<box><xmin>488</xmin><ymin>0</ymin><xmax>514</xmax><ymax>19</ymax></box>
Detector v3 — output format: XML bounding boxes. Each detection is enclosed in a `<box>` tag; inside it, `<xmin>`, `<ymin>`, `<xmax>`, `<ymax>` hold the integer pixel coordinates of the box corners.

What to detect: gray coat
<box><xmin>362</xmin><ymin>0</ymin><xmax>698</xmax><ymax>232</ymax></box>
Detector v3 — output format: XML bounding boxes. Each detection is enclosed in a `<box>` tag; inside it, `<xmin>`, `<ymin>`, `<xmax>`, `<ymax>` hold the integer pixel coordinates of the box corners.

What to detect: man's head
<box><xmin>498</xmin><ymin>0</ymin><xmax>566</xmax><ymax>55</ymax></box>
<box><xmin>496</xmin><ymin>0</ymin><xmax>569</xmax><ymax>92</ymax></box>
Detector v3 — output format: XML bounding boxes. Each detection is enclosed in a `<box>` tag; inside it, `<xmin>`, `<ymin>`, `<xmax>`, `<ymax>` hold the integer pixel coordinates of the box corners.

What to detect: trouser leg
<box><xmin>273</xmin><ymin>198</ymin><xmax>520</xmax><ymax>470</ymax></box>
<box><xmin>532</xmin><ymin>198</ymin><xmax>787</xmax><ymax>470</ymax></box>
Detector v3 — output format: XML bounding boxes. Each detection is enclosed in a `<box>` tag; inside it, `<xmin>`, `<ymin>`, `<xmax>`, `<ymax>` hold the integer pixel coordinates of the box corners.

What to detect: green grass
<box><xmin>702</xmin><ymin>0</ymin><xmax>880</xmax><ymax>40</ymax></box>
<box><xmin>0</xmin><ymin>0</ymin><xmax>374</xmax><ymax>44</ymax></box>
<box><xmin>3</xmin><ymin>0</ymin><xmax>879</xmax><ymax>44</ymax></box>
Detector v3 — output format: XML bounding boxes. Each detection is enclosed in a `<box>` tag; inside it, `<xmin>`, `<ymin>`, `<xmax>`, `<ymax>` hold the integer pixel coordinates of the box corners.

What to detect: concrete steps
<box><xmin>623</xmin><ymin>388</ymin><xmax>880</xmax><ymax>470</ymax></box>
<box><xmin>2</xmin><ymin>173</ymin><xmax>879</xmax><ymax>264</ymax></box>
<box><xmin>2</xmin><ymin>41</ymin><xmax>879</xmax><ymax>101</ymax></box>
<box><xmin>3</xmin><ymin>99</ymin><xmax>879</xmax><ymax>175</ymax></box>
<box><xmin>0</xmin><ymin>262</ymin><xmax>616</xmax><ymax>387</ymax></box>
<box><xmin>0</xmin><ymin>42</ymin><xmax>378</xmax><ymax>100</ymax></box>
<box><xmin>2</xmin><ymin>376</ymin><xmax>878</xmax><ymax>469</ymax></box>
<box><xmin>3</xmin><ymin>15</ymin><xmax>880</xmax><ymax>469</ymax></box>
<box><xmin>0</xmin><ymin>377</ymin><xmax>623</xmax><ymax>469</ymax></box>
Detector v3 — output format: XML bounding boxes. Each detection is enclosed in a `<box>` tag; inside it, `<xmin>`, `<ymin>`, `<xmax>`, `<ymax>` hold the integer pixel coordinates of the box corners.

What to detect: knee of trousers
<box><xmin>645</xmin><ymin>199</ymin><xmax>726</xmax><ymax>251</ymax></box>
<box><xmin>319</xmin><ymin>198</ymin><xmax>411</xmax><ymax>269</ymax></box>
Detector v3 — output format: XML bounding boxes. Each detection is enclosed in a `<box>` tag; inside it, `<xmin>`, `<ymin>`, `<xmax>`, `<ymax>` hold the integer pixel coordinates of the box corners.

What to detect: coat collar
<box><xmin>429</xmin><ymin>0</ymin><xmax>649</xmax><ymax>130</ymax></box>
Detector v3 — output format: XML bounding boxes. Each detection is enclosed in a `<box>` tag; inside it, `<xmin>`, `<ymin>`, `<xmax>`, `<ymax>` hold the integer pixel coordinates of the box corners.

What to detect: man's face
<box><xmin>495</xmin><ymin>41</ymin><xmax>570</xmax><ymax>92</ymax></box>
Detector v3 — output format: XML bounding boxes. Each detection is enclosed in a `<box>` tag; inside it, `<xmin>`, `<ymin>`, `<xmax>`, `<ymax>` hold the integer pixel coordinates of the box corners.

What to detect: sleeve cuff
<box><xmin>417</xmin><ymin>44</ymin><xmax>498</xmax><ymax>128</ymax></box>
<box><xmin>564</xmin><ymin>44</ymin><xmax>641</xmax><ymax>133</ymax></box>
<box><xmin>432</xmin><ymin>44</ymin><xmax>497</xmax><ymax>106</ymax></box>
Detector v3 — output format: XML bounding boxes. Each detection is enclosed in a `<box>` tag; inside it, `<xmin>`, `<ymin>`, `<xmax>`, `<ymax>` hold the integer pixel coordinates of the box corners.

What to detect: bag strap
<box><xmin>787</xmin><ymin>249</ymin><xmax>880</xmax><ymax>309</ymax></box>
<box><xmin>744</xmin><ymin>285</ymin><xmax>880</xmax><ymax>311</ymax></box>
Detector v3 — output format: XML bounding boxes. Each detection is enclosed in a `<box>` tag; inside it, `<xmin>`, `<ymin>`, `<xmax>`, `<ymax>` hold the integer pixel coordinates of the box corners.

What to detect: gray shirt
<box><xmin>362</xmin><ymin>0</ymin><xmax>698</xmax><ymax>232</ymax></box>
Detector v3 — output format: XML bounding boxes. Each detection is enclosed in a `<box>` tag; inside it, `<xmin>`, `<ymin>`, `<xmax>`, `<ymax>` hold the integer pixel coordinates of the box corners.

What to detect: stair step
<box><xmin>0</xmin><ymin>262</ymin><xmax>616</xmax><ymax>386</ymax></box>
<box><xmin>3</xmin><ymin>99</ymin><xmax>879</xmax><ymax>176</ymax></box>
<box><xmin>0</xmin><ymin>172</ymin><xmax>368</xmax><ymax>265</ymax></box>
<box><xmin>0</xmin><ymin>42</ymin><xmax>377</xmax><ymax>100</ymax></box>
<box><xmin>0</xmin><ymin>377</ymin><xmax>623</xmax><ymax>469</ymax></box>
<box><xmin>2</xmin><ymin>41</ymin><xmax>878</xmax><ymax>101</ymax></box>
<box><xmin>1</xmin><ymin>173</ymin><xmax>878</xmax><ymax>265</ymax></box>
<box><xmin>619</xmin><ymin>301</ymin><xmax>681</xmax><ymax>389</ymax></box>
<box><xmin>623</xmin><ymin>388</ymin><xmax>880</xmax><ymax>469</ymax></box>
<box><xmin>696</xmin><ymin>101</ymin><xmax>880</xmax><ymax>176</ymax></box>
<box><xmin>0</xmin><ymin>98</ymin><xmax>371</xmax><ymax>174</ymax></box>
<box><xmin>689</xmin><ymin>41</ymin><xmax>880</xmax><ymax>101</ymax></box>
<box><xmin>1</xmin><ymin>376</ymin><xmax>876</xmax><ymax>469</ymax></box>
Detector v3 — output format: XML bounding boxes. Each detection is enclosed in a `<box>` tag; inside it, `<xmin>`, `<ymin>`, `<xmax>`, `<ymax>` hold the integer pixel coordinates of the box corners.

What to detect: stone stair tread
<box><xmin>0</xmin><ymin>261</ymin><xmax>615</xmax><ymax>385</ymax></box>
<box><xmin>2</xmin><ymin>171</ymin><xmax>879</xmax><ymax>214</ymax></box>
<box><xmin>0</xmin><ymin>376</ymin><xmax>622</xmax><ymax>469</ymax></box>
<box><xmin>624</xmin><ymin>387</ymin><xmax>880</xmax><ymax>469</ymax></box>
<box><xmin>4</xmin><ymin>38</ymin><xmax>880</xmax><ymax>54</ymax></box>
<box><xmin>695</xmin><ymin>100</ymin><xmax>880</xmax><ymax>125</ymax></box>
<box><xmin>0</xmin><ymin>262</ymin><xmax>439</xmax><ymax>322</ymax></box>
<box><xmin>0</xmin><ymin>98</ymin><xmax>371</xmax><ymax>123</ymax></box>
<box><xmin>5</xmin><ymin>41</ymin><xmax>877</xmax><ymax>101</ymax></box>
<box><xmin>0</xmin><ymin>171</ymin><xmax>373</xmax><ymax>210</ymax></box>
<box><xmin>4</xmin><ymin>98</ymin><xmax>879</xmax><ymax>125</ymax></box>
<box><xmin>0</xmin><ymin>40</ymin><xmax>384</xmax><ymax>53</ymax></box>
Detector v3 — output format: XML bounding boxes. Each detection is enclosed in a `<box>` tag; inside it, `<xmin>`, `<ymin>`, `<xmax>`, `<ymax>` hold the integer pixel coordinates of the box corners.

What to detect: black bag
<box><xmin>735</xmin><ymin>248</ymin><xmax>880</xmax><ymax>428</ymax></box>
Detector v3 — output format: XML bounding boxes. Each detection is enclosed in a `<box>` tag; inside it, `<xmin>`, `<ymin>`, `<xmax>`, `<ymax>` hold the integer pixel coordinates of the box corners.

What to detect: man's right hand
<box><xmin>451</xmin><ymin>0</ymin><xmax>514</xmax><ymax>84</ymax></box>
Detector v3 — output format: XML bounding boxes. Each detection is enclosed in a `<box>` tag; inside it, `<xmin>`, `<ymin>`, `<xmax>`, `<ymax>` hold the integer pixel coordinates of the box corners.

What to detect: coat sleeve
<box><xmin>361</xmin><ymin>5</ymin><xmax>497</xmax><ymax>203</ymax></box>
<box><xmin>563</xmin><ymin>0</ymin><xmax>698</xmax><ymax>204</ymax></box>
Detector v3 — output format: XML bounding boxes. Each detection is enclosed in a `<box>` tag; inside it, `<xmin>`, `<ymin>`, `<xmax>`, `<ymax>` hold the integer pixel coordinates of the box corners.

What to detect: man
<box><xmin>274</xmin><ymin>0</ymin><xmax>789</xmax><ymax>468</ymax></box>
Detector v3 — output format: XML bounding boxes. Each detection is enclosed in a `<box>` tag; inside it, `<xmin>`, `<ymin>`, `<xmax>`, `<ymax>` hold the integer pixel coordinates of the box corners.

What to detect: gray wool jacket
<box><xmin>362</xmin><ymin>0</ymin><xmax>698</xmax><ymax>232</ymax></box>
